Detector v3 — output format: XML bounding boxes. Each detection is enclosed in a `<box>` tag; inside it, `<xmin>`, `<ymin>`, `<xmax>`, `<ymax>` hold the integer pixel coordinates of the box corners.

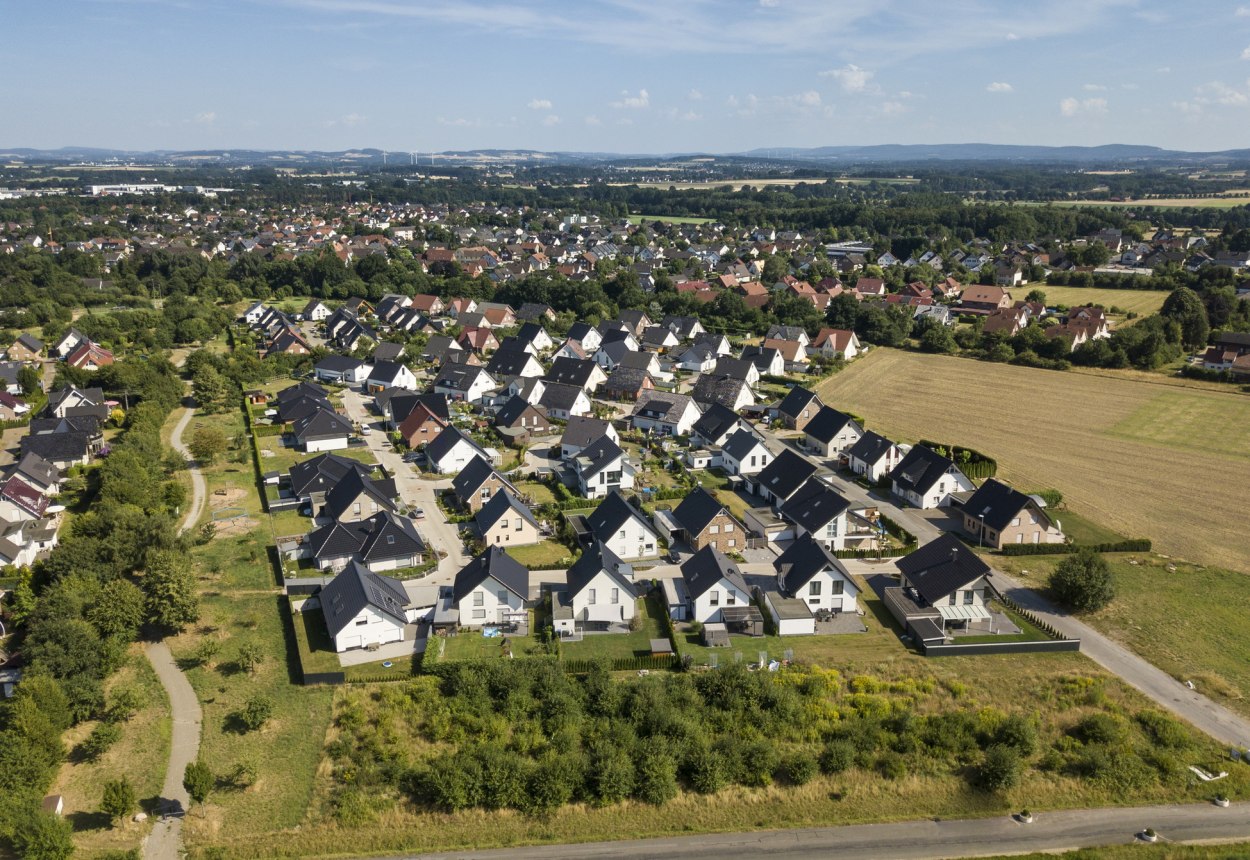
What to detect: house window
<box><xmin>724</xmin><ymin>522</ymin><xmax>733</xmax><ymax>532</ymax></box>
<box><xmin>589</xmin><ymin>588</ymin><xmax>597</xmax><ymax>605</ymax></box>
<box><xmin>481</xmin><ymin>487</ymin><xmax>492</xmax><ymax>500</ymax></box>
<box><xmin>708</xmin><ymin>524</ymin><xmax>719</xmax><ymax>535</ymax></box>
<box><xmin>472</xmin><ymin>609</ymin><xmax>486</xmax><ymax>620</ymax></box>
<box><xmin>515</xmin><ymin>519</ymin><xmax>523</xmax><ymax>531</ymax></box>
<box><xmin>498</xmin><ymin>590</ymin><xmax>508</xmax><ymax>604</ymax></box>
<box><xmin>500</xmin><ymin>518</ymin><xmax>508</xmax><ymax>530</ymax></box>
<box><xmin>355</xmin><ymin>617</ymin><xmax>368</xmax><ymax>626</ymax></box>
<box><xmin>1012</xmin><ymin>517</ymin><xmax>1021</xmax><ymax>526</ymax></box>
<box><xmin>1017</xmin><ymin>533</ymin><xmax>1024</xmax><ymax>544</ymax></box>
<box><xmin>710</xmin><ymin>591</ymin><xmax>720</xmax><ymax>606</ymax></box>
<box><xmin>611</xmin><ymin>588</ymin><xmax>620</xmax><ymax>604</ymax></box>
<box><xmin>963</xmin><ymin>590</ymin><xmax>975</xmax><ymax>605</ymax></box>
<box><xmin>353</xmin><ymin>502</ymin><xmax>361</xmax><ymax>515</ymax></box>
<box><xmin>727</xmin><ymin>592</ymin><xmax>736</xmax><ymax>605</ymax></box>
<box><xmin>948</xmin><ymin>593</ymin><xmax>957</xmax><ymax>606</ymax></box>
<box><xmin>727</xmin><ymin>539</ymin><xmax>735</xmax><ymax>548</ymax></box>
<box><xmin>619</xmin><ymin>529</ymin><xmax>626</xmax><ymax>538</ymax></box>
<box><xmin>386</xmin><ymin>535</ymin><xmax>395</xmax><ymax>545</ymax></box>
<box><xmin>809</xmin><ymin>581</ymin><xmax>822</xmax><ymax>596</ymax></box>
<box><xmin>473</xmin><ymin>591</ymin><xmax>484</xmax><ymax>606</ymax></box>
<box><xmin>831</xmin><ymin>580</ymin><xmax>844</xmax><ymax>595</ymax></box>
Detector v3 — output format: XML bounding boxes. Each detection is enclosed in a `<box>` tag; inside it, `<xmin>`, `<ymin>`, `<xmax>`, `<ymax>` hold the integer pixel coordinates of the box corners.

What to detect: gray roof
<box><xmin>962</xmin><ymin>478</ymin><xmax>1051</xmax><ymax>533</ymax></box>
<box><xmin>561</xmin><ymin>415</ymin><xmax>613</xmax><ymax>448</ymax></box>
<box><xmin>369</xmin><ymin>360</ymin><xmax>410</xmax><ymax>385</ymax></box>
<box><xmin>774</xmin><ymin>534</ymin><xmax>857</xmax><ymax>597</ymax></box>
<box><xmin>453</xmin><ymin>545</ymin><xmax>530</xmax><ymax>602</ymax></box>
<box><xmin>583</xmin><ymin>489</ymin><xmax>657</xmax><ymax>543</ymax></box>
<box><xmin>680</xmin><ymin>544</ymin><xmax>749</xmax><ymax>599</ymax></box>
<box><xmin>451</xmin><ymin>455</ymin><xmax>509</xmax><ymax>500</ymax></box>
<box><xmin>319</xmin><ymin>560</ymin><xmax>411</xmax><ymax>638</ymax></box>
<box><xmin>691</xmin><ymin>403</ymin><xmax>741</xmax><ymax>445</ymax></box>
<box><xmin>720</xmin><ymin>428</ymin><xmax>766</xmax><ymax>461</ymax></box>
<box><xmin>776</xmin><ymin>385</ymin><xmax>822</xmax><ymax>421</ymax></box>
<box><xmin>780</xmin><ymin>477</ymin><xmax>851</xmax><ymax>533</ymax></box>
<box><xmin>671</xmin><ymin>486</ymin><xmax>731</xmax><ymax>536</ymax></box>
<box><xmin>289</xmin><ymin>453</ymin><xmax>374</xmax><ymax>498</ymax></box>
<box><xmin>475</xmin><ymin>487</ymin><xmax>539</xmax><ymax>532</ymax></box>
<box><xmin>565</xmin><ymin>542</ymin><xmax>635</xmax><ymax>600</ymax></box>
<box><xmin>804</xmin><ymin>407</ymin><xmax>862</xmax><ymax>444</ymax></box>
<box><xmin>293</xmin><ymin>408</ymin><xmax>354</xmax><ymax>442</ymax></box>
<box><xmin>691</xmin><ymin>374</ymin><xmax>751</xmax><ymax>409</ymax></box>
<box><xmin>539</xmin><ymin>381</ymin><xmax>586</xmax><ymax>411</ymax></box>
<box><xmin>889</xmin><ymin>445</ymin><xmax>963</xmax><ymax>496</ymax></box>
<box><xmin>314</xmin><ymin>355</ymin><xmax>366</xmax><ymax>374</ymax></box>
<box><xmin>322</xmin><ymin>469</ymin><xmax>397</xmax><ymax>521</ymax></box>
<box><xmin>897</xmin><ymin>534</ymin><xmax>994</xmax><ymax>605</ymax></box>
<box><xmin>847</xmin><ymin>430</ymin><xmax>895</xmax><ymax>465</ymax></box>
<box><xmin>754</xmin><ymin>448</ymin><xmax>818</xmax><ymax>502</ymax></box>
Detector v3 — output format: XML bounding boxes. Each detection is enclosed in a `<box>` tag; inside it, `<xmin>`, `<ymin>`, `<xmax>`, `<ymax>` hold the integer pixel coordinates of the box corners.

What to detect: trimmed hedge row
<box><xmin>918</xmin><ymin>439</ymin><xmax>998</xmax><ymax>480</ymax></box>
<box><xmin>998</xmin><ymin>539</ymin><xmax>1151</xmax><ymax>557</ymax></box>
<box><xmin>997</xmin><ymin>594</ymin><xmax>1073</xmax><ymax>642</ymax></box>
<box><xmin>879</xmin><ymin>513</ymin><xmax>918</xmax><ymax>546</ymax></box>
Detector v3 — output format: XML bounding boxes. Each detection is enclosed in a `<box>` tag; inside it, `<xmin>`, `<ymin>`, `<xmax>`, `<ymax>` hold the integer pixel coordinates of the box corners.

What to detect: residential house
<box><xmin>810</xmin><ymin>328</ymin><xmax>861</xmax><ymax>359</ymax></box>
<box><xmin>452</xmin><ymin>455</ymin><xmax>520</xmax><ymax>514</ymax></box>
<box><xmin>691</xmin><ymin>403</ymin><xmax>745</xmax><ymax>448</ymax></box>
<box><xmin>425</xmin><ymin>426</ymin><xmax>493</xmax><ymax>474</ymax></box>
<box><xmin>560</xmin><ymin>416</ymin><xmax>618</xmax><ymax>461</ymax></box>
<box><xmin>475</xmin><ymin>490</ymin><xmax>541</xmax><ymax>547</ymax></box>
<box><xmin>546</xmin><ymin>357</ymin><xmax>607</xmax><ymax>393</ymax></box>
<box><xmin>887</xmin><ymin>534</ymin><xmax>1001</xmax><ymax>639</ymax></box>
<box><xmin>640</xmin><ymin>324</ymin><xmax>681</xmax><ymax>351</ymax></box>
<box><xmin>574</xmin><ymin>436</ymin><xmax>636</xmax><ymax>500</ymax></box>
<box><xmin>21</xmin><ymin>432</ymin><xmax>91</xmax><ymax>470</ymax></box>
<box><xmin>539</xmin><ymin>382</ymin><xmax>593</xmax><ymax>420</ymax></box>
<box><xmin>803</xmin><ymin>407</ymin><xmax>864</xmax><ymax>458</ymax></box>
<box><xmin>53</xmin><ymin>328</ymin><xmax>88</xmax><ymax>359</ymax></box>
<box><xmin>774</xmin><ymin>534</ymin><xmax>860</xmax><ymax>614</ymax></box>
<box><xmin>889</xmin><ymin>445</ymin><xmax>976</xmax><ymax>509</ymax></box>
<box><xmin>6</xmin><ymin>452</ymin><xmax>62</xmax><ymax>497</ymax></box>
<box><xmin>493</xmin><ymin>394</ymin><xmax>553</xmax><ymax>447</ymax></box>
<box><xmin>452</xmin><ymin>546</ymin><xmax>529</xmax><ymax>628</ymax></box>
<box><xmin>578</xmin><ymin>489</ymin><xmax>661</xmax><ymax>561</ymax></box>
<box><xmin>773</xmin><ymin>385</ymin><xmax>823</xmax><ymax>432</ymax></box>
<box><xmin>691</xmin><ymin>373</ymin><xmax>755</xmax><ymax>411</ymax></box>
<box><xmin>318</xmin><ymin>560</ymin><xmax>412</xmax><ymax>652</ymax></box>
<box><xmin>566</xmin><ymin>322</ymin><xmax>603</xmax><ymax>353</ymax></box>
<box><xmin>962</xmin><ymin>479</ymin><xmax>1065</xmax><ymax>549</ymax></box>
<box><xmin>553</xmin><ymin>543</ymin><xmax>636</xmax><ymax>635</ymax></box>
<box><xmin>300</xmin><ymin>299</ymin><xmax>331</xmax><ymax>321</ymax></box>
<box><xmin>313</xmin><ymin>355</ymin><xmax>371</xmax><ymax>385</ymax></box>
<box><xmin>602</xmin><ymin>366</ymin><xmax>655</xmax><ymax>402</ymax></box>
<box><xmin>779</xmin><ymin>477</ymin><xmax>867</xmax><ymax>551</ymax></box>
<box><xmin>679</xmin><ymin>544</ymin><xmax>751</xmax><ymax>624</ymax></box>
<box><xmin>739</xmin><ymin>345</ymin><xmax>786</xmax><ymax>377</ymax></box>
<box><xmin>66</xmin><ymin>341</ymin><xmax>114</xmax><ymax>370</ymax></box>
<box><xmin>631</xmin><ymin>392</ymin><xmax>701</xmax><ymax>437</ymax></box>
<box><xmin>719</xmin><ymin>428</ymin><xmax>771</xmax><ymax>476</ymax></box>
<box><xmin>396</xmin><ymin>402</ymin><xmax>449</xmax><ymax>449</ymax></box>
<box><xmin>288</xmin><ymin>453</ymin><xmax>376</xmax><ymax>508</ymax></box>
<box><xmin>982</xmin><ymin>306</ymin><xmax>1028</xmax><ymax>337</ymax></box>
<box><xmin>676</xmin><ymin>342</ymin><xmax>719</xmax><ymax>373</ymax></box>
<box><xmin>320</xmin><ymin>468</ymin><xmax>397</xmax><ymax>524</ymax></box>
<box><xmin>432</xmin><ymin>363</ymin><xmax>495</xmax><ymax>403</ymax></box>
<box><xmin>751</xmin><ymin>448</ymin><xmax>819</xmax><ymax>509</ymax></box>
<box><xmin>847</xmin><ymin>432</ymin><xmax>904</xmax><ymax>482</ymax></box>
<box><xmin>292</xmin><ymin>408</ymin><xmax>355</xmax><ymax>453</ymax></box>
<box><xmin>304</xmin><ymin>511</ymin><xmax>426</xmax><ymax>572</ymax></box>
<box><xmin>366</xmin><ymin>360</ymin><xmax>419</xmax><ymax>393</ymax></box>
<box><xmin>487</xmin><ymin>348</ymin><xmax>545</xmax><ymax>380</ymax></box>
<box><xmin>665</xmin><ymin>486</ymin><xmax>746</xmax><ymax>553</ymax></box>
<box><xmin>7</xmin><ymin>333</ymin><xmax>43</xmax><ymax>361</ymax></box>
<box><xmin>958</xmin><ymin>286</ymin><xmax>1013</xmax><ymax>315</ymax></box>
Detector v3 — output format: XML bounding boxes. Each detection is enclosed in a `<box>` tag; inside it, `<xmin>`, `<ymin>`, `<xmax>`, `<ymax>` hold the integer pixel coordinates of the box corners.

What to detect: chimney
<box><xmin>949</xmin><ymin>547</ymin><xmax>958</xmax><ymax>562</ymax></box>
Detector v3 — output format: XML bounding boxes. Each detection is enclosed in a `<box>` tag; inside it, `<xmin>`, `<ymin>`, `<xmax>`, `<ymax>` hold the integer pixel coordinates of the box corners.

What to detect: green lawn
<box><xmin>270</xmin><ymin>508</ymin><xmax>311</xmax><ymax>538</ymax></box>
<box><xmin>627</xmin><ymin>213</ymin><xmax>714</xmax><ymax>225</ymax></box>
<box><xmin>289</xmin><ymin>602</ymin><xmax>416</xmax><ymax>682</ymax></box>
<box><xmin>438</xmin><ymin>615</ymin><xmax>547</xmax><ymax>662</ymax></box>
<box><xmin>1054</xmin><ymin>509</ymin><xmax>1129</xmax><ymax>545</ymax></box>
<box><xmin>559</xmin><ymin>596</ymin><xmax>671</xmax><ymax>661</ymax></box>
<box><xmin>995</xmin><ymin>552</ymin><xmax>1250</xmax><ymax>717</ymax></box>
<box><xmin>515</xmin><ymin>480</ymin><xmax>557</xmax><ymax>506</ymax></box>
<box><xmin>505</xmin><ymin>538</ymin><xmax>576</xmax><ymax>569</ymax></box>
<box><xmin>255</xmin><ymin>435</ymin><xmax>378</xmax><ymax>473</ymax></box>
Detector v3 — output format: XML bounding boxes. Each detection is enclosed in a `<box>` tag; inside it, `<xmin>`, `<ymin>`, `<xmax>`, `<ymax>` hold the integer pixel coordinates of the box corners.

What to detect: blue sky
<box><xmin>6</xmin><ymin>0</ymin><xmax>1250</xmax><ymax>152</ymax></box>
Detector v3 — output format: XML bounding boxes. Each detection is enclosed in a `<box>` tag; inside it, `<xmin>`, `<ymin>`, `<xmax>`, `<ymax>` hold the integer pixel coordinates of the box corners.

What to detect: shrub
<box><xmin>975</xmin><ymin>744</ymin><xmax>1022</xmax><ymax>792</ymax></box>
<box><xmin>1135</xmin><ymin>710</ymin><xmax>1190</xmax><ymax>750</ymax></box>
<box><xmin>994</xmin><ymin>714</ymin><xmax>1039</xmax><ymax>756</ymax></box>
<box><xmin>589</xmin><ymin>745</ymin><xmax>635</xmax><ymax>805</ymax></box>
<box><xmin>877</xmin><ymin>751</ymin><xmax>908</xmax><ymax>780</ymax></box>
<box><xmin>738</xmin><ymin>739</ymin><xmax>780</xmax><ymax>787</ymax></box>
<box><xmin>79</xmin><ymin>721</ymin><xmax>122</xmax><ymax>762</ymax></box>
<box><xmin>525</xmin><ymin>754</ymin><xmax>582</xmax><ymax>816</ymax></box>
<box><xmin>332</xmin><ymin>786</ymin><xmax>377</xmax><ymax>826</ymax></box>
<box><xmin>635</xmin><ymin>748</ymin><xmax>678</xmax><ymax>804</ymax></box>
<box><xmin>1050</xmin><ymin>549</ymin><xmax>1115</xmax><ymax>611</ymax></box>
<box><xmin>685</xmin><ymin>744</ymin><xmax>728</xmax><ymax>794</ymax></box>
<box><xmin>235</xmin><ymin>695</ymin><xmax>274</xmax><ymax>732</ymax></box>
<box><xmin>100</xmin><ymin>778</ymin><xmax>137</xmax><ymax>825</ymax></box>
<box><xmin>820</xmin><ymin>740</ymin><xmax>856</xmax><ymax>774</ymax></box>
<box><xmin>1074</xmin><ymin>713</ymin><xmax>1128</xmax><ymax>746</ymax></box>
<box><xmin>105</xmin><ymin>685</ymin><xmax>146</xmax><ymax>723</ymax></box>
<box><xmin>782</xmin><ymin>751</ymin><xmax>819</xmax><ymax>786</ymax></box>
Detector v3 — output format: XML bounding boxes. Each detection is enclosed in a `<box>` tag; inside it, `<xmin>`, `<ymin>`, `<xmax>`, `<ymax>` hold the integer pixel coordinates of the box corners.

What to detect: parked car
<box><xmin>412</xmin><ymin>507</ymin><xmax>425</xmax><ymax>519</ymax></box>
<box><xmin>359</xmin><ymin>425</ymin><xmax>372</xmax><ymax>436</ymax></box>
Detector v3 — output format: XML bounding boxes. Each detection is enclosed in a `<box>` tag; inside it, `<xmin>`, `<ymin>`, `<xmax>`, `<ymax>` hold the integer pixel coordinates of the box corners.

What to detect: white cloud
<box><xmin>821</xmin><ymin>63</ymin><xmax>874</xmax><ymax>93</ymax></box>
<box><xmin>527</xmin><ymin>98</ymin><xmax>552</xmax><ymax>110</ymax></box>
<box><xmin>611</xmin><ymin>88</ymin><xmax>649</xmax><ymax>109</ymax></box>
<box><xmin>1059</xmin><ymin>96</ymin><xmax>1108</xmax><ymax>116</ymax></box>
<box><xmin>687</xmin><ymin>88</ymin><xmax>704</xmax><ymax>101</ymax></box>
<box><xmin>986</xmin><ymin>81</ymin><xmax>1013</xmax><ymax>93</ymax></box>
<box><xmin>584</xmin><ymin>115</ymin><xmax>602</xmax><ymax>126</ymax></box>
<box><xmin>1157</xmin><ymin>66</ymin><xmax>1171</xmax><ymax>73</ymax></box>
<box><xmin>541</xmin><ymin>114</ymin><xmax>561</xmax><ymax>126</ymax></box>
<box><xmin>192</xmin><ymin>111</ymin><xmax>216</xmax><ymax>125</ymax></box>
<box><xmin>1195</xmin><ymin>80</ymin><xmax>1249</xmax><ymax>106</ymax></box>
<box><xmin>1005</xmin><ymin>32</ymin><xmax>1020</xmax><ymax>40</ymax></box>
<box><xmin>879</xmin><ymin>101</ymin><xmax>906</xmax><ymax>116</ymax></box>
<box><xmin>324</xmin><ymin>112</ymin><xmax>366</xmax><ymax>127</ymax></box>
<box><xmin>437</xmin><ymin>116</ymin><xmax>478</xmax><ymax>127</ymax></box>
<box><xmin>1237</xmin><ymin>5</ymin><xmax>1250</xmax><ymax>16</ymax></box>
<box><xmin>663</xmin><ymin>107</ymin><xmax>703</xmax><ymax>121</ymax></box>
<box><xmin>1241</xmin><ymin>45</ymin><xmax>1250</xmax><ymax>60</ymax></box>
<box><xmin>1173</xmin><ymin>101</ymin><xmax>1203</xmax><ymax>115</ymax></box>
<box><xmin>759</xmin><ymin>0</ymin><xmax>780</xmax><ymax>6</ymax></box>
<box><xmin>1083</xmin><ymin>83</ymin><xmax>1108</xmax><ymax>91</ymax></box>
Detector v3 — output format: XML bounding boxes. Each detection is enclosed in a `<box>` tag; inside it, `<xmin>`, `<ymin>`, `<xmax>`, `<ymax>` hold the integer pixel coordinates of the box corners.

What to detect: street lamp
<box><xmin>978</xmin><ymin>513</ymin><xmax>985</xmax><ymax>548</ymax></box>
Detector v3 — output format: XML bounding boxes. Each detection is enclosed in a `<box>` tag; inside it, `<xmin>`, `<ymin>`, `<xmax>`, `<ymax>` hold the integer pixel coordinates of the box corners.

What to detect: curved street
<box><xmin>143</xmin><ymin>398</ymin><xmax>207</xmax><ymax>860</ymax></box>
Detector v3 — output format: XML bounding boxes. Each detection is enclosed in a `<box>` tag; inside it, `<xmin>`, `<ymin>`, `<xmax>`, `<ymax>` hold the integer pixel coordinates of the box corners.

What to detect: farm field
<box><xmin>1036</xmin><ymin>286</ymin><xmax>1168</xmax><ymax>318</ymax></box>
<box><xmin>1060</xmin><ymin>197</ymin><xmax>1250</xmax><ymax>209</ymax></box>
<box><xmin>816</xmin><ymin>349</ymin><xmax>1250</xmax><ymax>571</ymax></box>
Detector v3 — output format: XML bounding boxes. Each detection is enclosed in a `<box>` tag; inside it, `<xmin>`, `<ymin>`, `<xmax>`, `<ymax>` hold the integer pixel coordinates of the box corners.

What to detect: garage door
<box><xmin>339</xmin><ymin>635</ymin><xmax>362</xmax><ymax>650</ymax></box>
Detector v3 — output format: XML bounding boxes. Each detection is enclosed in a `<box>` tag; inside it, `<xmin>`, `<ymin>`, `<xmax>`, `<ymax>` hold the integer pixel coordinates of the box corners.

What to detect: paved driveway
<box><xmin>339</xmin><ymin>388</ymin><xmax>471</xmax><ymax>584</ymax></box>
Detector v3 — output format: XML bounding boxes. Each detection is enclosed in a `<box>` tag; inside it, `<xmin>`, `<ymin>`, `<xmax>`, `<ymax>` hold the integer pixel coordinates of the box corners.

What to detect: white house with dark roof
<box><xmin>426</xmin><ymin>426</ymin><xmax>495</xmax><ymax>474</ymax></box>
<box><xmin>553</xmin><ymin>542</ymin><xmax>637</xmax><ymax>636</ymax></box>
<box><xmin>560</xmin><ymin>416</ymin><xmax>618</xmax><ymax>461</ymax></box>
<box><xmin>679</xmin><ymin>544</ymin><xmax>751</xmax><ymax>624</ymax></box>
<box><xmin>630</xmin><ymin>392</ymin><xmax>701</xmax><ymax>437</ymax></box>
<box><xmin>452</xmin><ymin>546</ymin><xmax>530</xmax><ymax>628</ymax></box>
<box><xmin>803</xmin><ymin>407</ymin><xmax>864</xmax><ymax>458</ymax></box>
<box><xmin>847</xmin><ymin>431</ymin><xmax>904</xmax><ymax>482</ymax></box>
<box><xmin>579</xmin><ymin>489</ymin><xmax>660</xmax><ymax>560</ymax></box>
<box><xmin>718</xmin><ymin>428</ymin><xmax>771</xmax><ymax>476</ymax></box>
<box><xmin>367</xmin><ymin>360</ymin><xmax>418</xmax><ymax>393</ymax></box>
<box><xmin>889</xmin><ymin>445</ymin><xmax>975</xmax><ymax>509</ymax></box>
<box><xmin>318</xmin><ymin>560</ymin><xmax>413</xmax><ymax>652</ymax></box>
<box><xmin>292</xmin><ymin>408</ymin><xmax>355</xmax><ymax>453</ymax></box>
<box><xmin>574</xmin><ymin>436</ymin><xmax>635</xmax><ymax>500</ymax></box>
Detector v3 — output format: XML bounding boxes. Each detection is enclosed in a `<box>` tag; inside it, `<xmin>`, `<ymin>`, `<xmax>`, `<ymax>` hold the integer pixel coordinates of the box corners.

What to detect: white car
<box><xmin>359</xmin><ymin>426</ymin><xmax>372</xmax><ymax>436</ymax></box>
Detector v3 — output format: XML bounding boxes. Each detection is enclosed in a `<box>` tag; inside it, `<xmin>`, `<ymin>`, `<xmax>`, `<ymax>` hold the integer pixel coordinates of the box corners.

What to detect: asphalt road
<box><xmin>389</xmin><ymin>801</ymin><xmax>1250</xmax><ymax>860</ymax></box>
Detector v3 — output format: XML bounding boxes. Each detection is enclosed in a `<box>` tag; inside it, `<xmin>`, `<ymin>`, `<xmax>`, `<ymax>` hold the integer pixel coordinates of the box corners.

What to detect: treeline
<box><xmin>0</xmin><ymin>357</ymin><xmax>199</xmax><ymax>857</ymax></box>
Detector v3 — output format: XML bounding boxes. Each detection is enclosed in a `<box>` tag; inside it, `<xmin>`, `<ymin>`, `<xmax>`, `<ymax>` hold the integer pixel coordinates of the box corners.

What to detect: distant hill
<box><xmin>3</xmin><ymin>143</ymin><xmax>1250</xmax><ymax>167</ymax></box>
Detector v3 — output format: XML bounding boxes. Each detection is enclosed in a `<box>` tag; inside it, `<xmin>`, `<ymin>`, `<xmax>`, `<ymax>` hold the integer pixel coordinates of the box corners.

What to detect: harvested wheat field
<box><xmin>817</xmin><ymin>349</ymin><xmax>1250</xmax><ymax>572</ymax></box>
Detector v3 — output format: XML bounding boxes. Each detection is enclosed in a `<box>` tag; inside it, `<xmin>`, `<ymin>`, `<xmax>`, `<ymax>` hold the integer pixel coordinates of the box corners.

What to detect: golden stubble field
<box><xmin>817</xmin><ymin>349</ymin><xmax>1250</xmax><ymax>572</ymax></box>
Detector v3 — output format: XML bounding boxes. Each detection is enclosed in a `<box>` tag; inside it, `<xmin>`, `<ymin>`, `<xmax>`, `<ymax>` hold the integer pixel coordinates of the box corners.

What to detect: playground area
<box><xmin>209</xmin><ymin>486</ymin><xmax>259</xmax><ymax>535</ymax></box>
